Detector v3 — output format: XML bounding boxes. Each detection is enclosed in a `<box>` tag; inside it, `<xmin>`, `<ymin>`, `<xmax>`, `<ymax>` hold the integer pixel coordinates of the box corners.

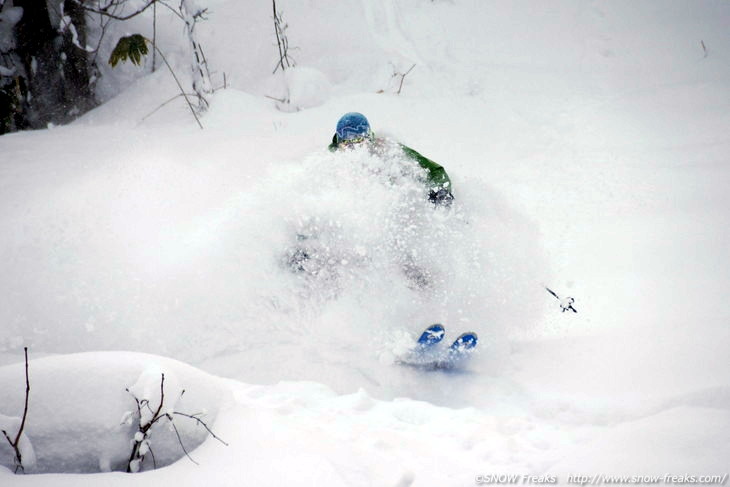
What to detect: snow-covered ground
<box><xmin>1</xmin><ymin>0</ymin><xmax>729</xmax><ymax>484</ymax></box>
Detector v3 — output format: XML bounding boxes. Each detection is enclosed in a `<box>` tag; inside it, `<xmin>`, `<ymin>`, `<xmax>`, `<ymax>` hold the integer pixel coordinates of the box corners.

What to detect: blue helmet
<box><xmin>336</xmin><ymin>112</ymin><xmax>371</xmax><ymax>142</ymax></box>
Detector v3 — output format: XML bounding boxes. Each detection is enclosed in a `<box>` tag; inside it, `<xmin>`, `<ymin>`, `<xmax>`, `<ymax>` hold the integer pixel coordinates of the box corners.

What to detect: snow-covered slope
<box><xmin>1</xmin><ymin>0</ymin><xmax>729</xmax><ymax>483</ymax></box>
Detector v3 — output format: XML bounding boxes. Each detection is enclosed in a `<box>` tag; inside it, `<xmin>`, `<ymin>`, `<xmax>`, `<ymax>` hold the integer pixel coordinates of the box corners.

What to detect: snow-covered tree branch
<box><xmin>123</xmin><ymin>372</ymin><xmax>226</xmax><ymax>473</ymax></box>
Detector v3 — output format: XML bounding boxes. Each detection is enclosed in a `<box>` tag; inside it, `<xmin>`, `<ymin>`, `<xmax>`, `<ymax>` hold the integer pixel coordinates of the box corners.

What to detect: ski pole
<box><xmin>545</xmin><ymin>286</ymin><xmax>577</xmax><ymax>313</ymax></box>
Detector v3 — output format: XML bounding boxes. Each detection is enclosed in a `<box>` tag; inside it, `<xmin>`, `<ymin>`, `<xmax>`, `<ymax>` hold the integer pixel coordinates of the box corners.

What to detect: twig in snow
<box><xmin>396</xmin><ymin>64</ymin><xmax>416</xmax><ymax>95</ymax></box>
<box><xmin>167</xmin><ymin>418</ymin><xmax>199</xmax><ymax>465</ymax></box>
<box><xmin>265</xmin><ymin>94</ymin><xmax>288</xmax><ymax>103</ymax></box>
<box><xmin>173</xmin><ymin>412</ymin><xmax>229</xmax><ymax>446</ymax></box>
<box><xmin>139</xmin><ymin>92</ymin><xmax>199</xmax><ymax>124</ymax></box>
<box><xmin>1</xmin><ymin>347</ymin><xmax>30</xmax><ymax>474</ymax></box>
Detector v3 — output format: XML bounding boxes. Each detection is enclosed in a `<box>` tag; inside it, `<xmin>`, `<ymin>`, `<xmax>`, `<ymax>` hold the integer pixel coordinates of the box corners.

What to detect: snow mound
<box><xmin>267</xmin><ymin>66</ymin><xmax>333</xmax><ymax>112</ymax></box>
<box><xmin>0</xmin><ymin>352</ymin><xmax>230</xmax><ymax>473</ymax></box>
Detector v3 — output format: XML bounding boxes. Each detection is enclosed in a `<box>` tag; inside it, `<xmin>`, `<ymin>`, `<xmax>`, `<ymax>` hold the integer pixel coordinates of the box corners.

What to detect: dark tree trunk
<box><xmin>9</xmin><ymin>0</ymin><xmax>95</xmax><ymax>131</ymax></box>
<box><xmin>0</xmin><ymin>73</ymin><xmax>27</xmax><ymax>134</ymax></box>
<box><xmin>59</xmin><ymin>1</ymin><xmax>95</xmax><ymax>117</ymax></box>
<box><xmin>1</xmin><ymin>3</ymin><xmax>29</xmax><ymax>133</ymax></box>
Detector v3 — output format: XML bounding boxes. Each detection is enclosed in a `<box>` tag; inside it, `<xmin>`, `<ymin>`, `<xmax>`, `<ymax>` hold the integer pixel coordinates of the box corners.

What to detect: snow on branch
<box><xmin>177</xmin><ymin>0</ymin><xmax>212</xmax><ymax>112</ymax></box>
<box><xmin>123</xmin><ymin>373</ymin><xmax>226</xmax><ymax>473</ymax></box>
<box><xmin>58</xmin><ymin>2</ymin><xmax>94</xmax><ymax>52</ymax></box>
<box><xmin>272</xmin><ymin>0</ymin><xmax>296</xmax><ymax>74</ymax></box>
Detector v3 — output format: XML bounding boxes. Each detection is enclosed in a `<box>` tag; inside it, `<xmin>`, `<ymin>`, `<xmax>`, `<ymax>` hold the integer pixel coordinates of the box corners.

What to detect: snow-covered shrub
<box><xmin>123</xmin><ymin>369</ymin><xmax>228</xmax><ymax>473</ymax></box>
<box><xmin>0</xmin><ymin>352</ymin><xmax>230</xmax><ymax>473</ymax></box>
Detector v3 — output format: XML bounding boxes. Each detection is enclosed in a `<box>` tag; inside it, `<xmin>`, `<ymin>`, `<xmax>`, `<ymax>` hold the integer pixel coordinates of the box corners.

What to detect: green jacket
<box><xmin>328</xmin><ymin>134</ymin><xmax>452</xmax><ymax>193</ymax></box>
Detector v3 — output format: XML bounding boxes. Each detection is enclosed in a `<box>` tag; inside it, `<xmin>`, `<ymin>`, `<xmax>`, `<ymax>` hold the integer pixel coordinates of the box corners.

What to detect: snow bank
<box><xmin>549</xmin><ymin>406</ymin><xmax>730</xmax><ymax>474</ymax></box>
<box><xmin>0</xmin><ymin>380</ymin><xmax>580</xmax><ymax>486</ymax></box>
<box><xmin>0</xmin><ymin>352</ymin><xmax>229</xmax><ymax>473</ymax></box>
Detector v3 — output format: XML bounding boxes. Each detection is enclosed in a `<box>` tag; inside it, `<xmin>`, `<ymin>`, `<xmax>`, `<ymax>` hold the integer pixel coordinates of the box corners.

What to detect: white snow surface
<box><xmin>1</xmin><ymin>0</ymin><xmax>730</xmax><ymax>484</ymax></box>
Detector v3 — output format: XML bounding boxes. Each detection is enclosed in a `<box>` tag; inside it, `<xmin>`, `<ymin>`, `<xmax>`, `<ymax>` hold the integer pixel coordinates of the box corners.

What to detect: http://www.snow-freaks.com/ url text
<box><xmin>475</xmin><ymin>474</ymin><xmax>728</xmax><ymax>485</ymax></box>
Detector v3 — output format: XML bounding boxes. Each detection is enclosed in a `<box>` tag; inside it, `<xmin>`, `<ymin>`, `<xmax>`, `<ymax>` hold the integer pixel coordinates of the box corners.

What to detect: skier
<box><xmin>328</xmin><ymin>112</ymin><xmax>454</xmax><ymax>206</ymax></box>
<box><xmin>286</xmin><ymin>112</ymin><xmax>454</xmax><ymax>279</ymax></box>
<box><xmin>292</xmin><ymin>113</ymin><xmax>480</xmax><ymax>367</ymax></box>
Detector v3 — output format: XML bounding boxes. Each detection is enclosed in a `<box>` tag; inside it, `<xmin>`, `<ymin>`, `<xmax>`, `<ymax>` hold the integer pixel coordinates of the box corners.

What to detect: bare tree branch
<box><xmin>396</xmin><ymin>64</ymin><xmax>416</xmax><ymax>95</ymax></box>
<box><xmin>15</xmin><ymin>349</ymin><xmax>30</xmax><ymax>448</ymax></box>
<box><xmin>146</xmin><ymin>38</ymin><xmax>204</xmax><ymax>129</ymax></box>
<box><xmin>265</xmin><ymin>94</ymin><xmax>287</xmax><ymax>103</ymax></box>
<box><xmin>167</xmin><ymin>417</ymin><xmax>199</xmax><ymax>465</ymax></box>
<box><xmin>272</xmin><ymin>0</ymin><xmax>295</xmax><ymax>74</ymax></box>
<box><xmin>152</xmin><ymin>0</ymin><xmax>157</xmax><ymax>70</ymax></box>
<box><xmin>77</xmin><ymin>0</ymin><xmax>157</xmax><ymax>21</ymax></box>
<box><xmin>157</xmin><ymin>0</ymin><xmax>185</xmax><ymax>21</ymax></box>
<box><xmin>173</xmin><ymin>412</ymin><xmax>229</xmax><ymax>446</ymax></box>
<box><xmin>148</xmin><ymin>443</ymin><xmax>157</xmax><ymax>469</ymax></box>
<box><xmin>2</xmin><ymin>347</ymin><xmax>30</xmax><ymax>474</ymax></box>
<box><xmin>139</xmin><ymin>92</ymin><xmax>199</xmax><ymax>123</ymax></box>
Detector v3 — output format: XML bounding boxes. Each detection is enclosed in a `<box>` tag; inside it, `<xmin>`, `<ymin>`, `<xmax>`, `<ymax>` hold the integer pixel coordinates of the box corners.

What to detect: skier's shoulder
<box><xmin>397</xmin><ymin>142</ymin><xmax>445</xmax><ymax>173</ymax></box>
<box><xmin>400</xmin><ymin>143</ymin><xmax>431</xmax><ymax>164</ymax></box>
<box><xmin>365</xmin><ymin>131</ymin><xmax>416</xmax><ymax>157</ymax></box>
<box><xmin>395</xmin><ymin>140</ymin><xmax>452</xmax><ymax>193</ymax></box>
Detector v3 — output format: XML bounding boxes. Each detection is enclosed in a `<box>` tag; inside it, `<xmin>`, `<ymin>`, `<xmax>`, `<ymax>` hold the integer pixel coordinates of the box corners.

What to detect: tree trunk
<box><xmin>10</xmin><ymin>0</ymin><xmax>95</xmax><ymax>130</ymax></box>
<box><xmin>0</xmin><ymin>3</ymin><xmax>28</xmax><ymax>133</ymax></box>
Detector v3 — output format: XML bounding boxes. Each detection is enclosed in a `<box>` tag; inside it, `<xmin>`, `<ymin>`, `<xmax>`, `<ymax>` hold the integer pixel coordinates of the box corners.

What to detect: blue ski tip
<box><xmin>417</xmin><ymin>324</ymin><xmax>445</xmax><ymax>347</ymax></box>
<box><xmin>450</xmin><ymin>332</ymin><xmax>478</xmax><ymax>351</ymax></box>
<box><xmin>397</xmin><ymin>328</ymin><xmax>478</xmax><ymax>371</ymax></box>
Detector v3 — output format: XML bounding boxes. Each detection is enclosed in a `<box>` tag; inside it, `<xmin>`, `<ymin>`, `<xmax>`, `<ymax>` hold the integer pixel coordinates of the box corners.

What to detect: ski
<box><xmin>398</xmin><ymin>325</ymin><xmax>477</xmax><ymax>370</ymax></box>
<box><xmin>417</xmin><ymin>323</ymin><xmax>445</xmax><ymax>348</ymax></box>
<box><xmin>436</xmin><ymin>332</ymin><xmax>478</xmax><ymax>370</ymax></box>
